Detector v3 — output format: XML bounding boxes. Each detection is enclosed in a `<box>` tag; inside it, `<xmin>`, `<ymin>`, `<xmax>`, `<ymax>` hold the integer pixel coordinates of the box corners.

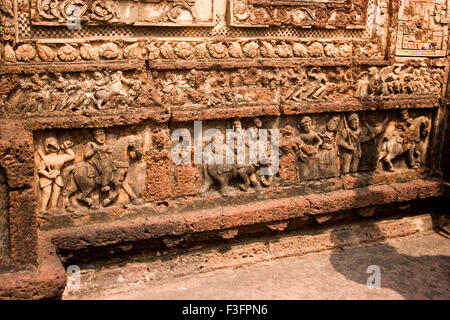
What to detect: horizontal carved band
<box><xmin>45</xmin><ymin>178</ymin><xmax>443</xmax><ymax>233</ymax></box>
<box><xmin>32</xmin><ymin>108</ymin><xmax>436</xmax><ymax>221</ymax></box>
<box><xmin>0</xmin><ymin>64</ymin><xmax>444</xmax><ymax>118</ymax></box>
<box><xmin>0</xmin><ymin>39</ymin><xmax>382</xmax><ymax>64</ymax></box>
<box><xmin>229</xmin><ymin>0</ymin><xmax>368</xmax><ymax>27</ymax></box>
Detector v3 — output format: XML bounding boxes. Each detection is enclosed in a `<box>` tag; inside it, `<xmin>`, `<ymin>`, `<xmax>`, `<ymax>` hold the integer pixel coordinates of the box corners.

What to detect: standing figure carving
<box><xmin>231</xmin><ymin>118</ymin><xmax>260</xmax><ymax>191</ymax></box>
<box><xmin>295</xmin><ymin>116</ymin><xmax>322</xmax><ymax>181</ymax></box>
<box><xmin>38</xmin><ymin>136</ymin><xmax>75</xmax><ymax>211</ymax></box>
<box><xmin>84</xmin><ymin>128</ymin><xmax>114</xmax><ymax>193</ymax></box>
<box><xmin>318</xmin><ymin>116</ymin><xmax>340</xmax><ymax>178</ymax></box>
<box><xmin>338</xmin><ymin>113</ymin><xmax>384</xmax><ymax>174</ymax></box>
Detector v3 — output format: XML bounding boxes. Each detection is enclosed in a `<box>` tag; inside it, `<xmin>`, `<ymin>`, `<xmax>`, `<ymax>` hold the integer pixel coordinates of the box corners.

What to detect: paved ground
<box><xmin>70</xmin><ymin>232</ymin><xmax>450</xmax><ymax>300</ymax></box>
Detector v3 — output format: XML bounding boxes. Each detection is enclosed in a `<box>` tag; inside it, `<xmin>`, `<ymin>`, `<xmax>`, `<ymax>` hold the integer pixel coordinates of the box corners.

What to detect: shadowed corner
<box><xmin>328</xmin><ymin>202</ymin><xmax>450</xmax><ymax>299</ymax></box>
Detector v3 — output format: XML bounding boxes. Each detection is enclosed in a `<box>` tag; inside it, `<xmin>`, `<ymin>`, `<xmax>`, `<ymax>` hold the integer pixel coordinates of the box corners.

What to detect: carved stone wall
<box><xmin>0</xmin><ymin>0</ymin><xmax>448</xmax><ymax>298</ymax></box>
<box><xmin>0</xmin><ymin>168</ymin><xmax>9</xmax><ymax>266</ymax></box>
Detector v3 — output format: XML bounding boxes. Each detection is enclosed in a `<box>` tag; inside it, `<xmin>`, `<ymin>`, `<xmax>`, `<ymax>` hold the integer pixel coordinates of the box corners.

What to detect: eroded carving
<box><xmin>35</xmin><ymin>128</ymin><xmax>146</xmax><ymax>213</ymax></box>
<box><xmin>396</xmin><ymin>0</ymin><xmax>450</xmax><ymax>57</ymax></box>
<box><xmin>378</xmin><ymin>110</ymin><xmax>431</xmax><ymax>171</ymax></box>
<box><xmin>357</xmin><ymin>64</ymin><xmax>444</xmax><ymax>99</ymax></box>
<box><xmin>230</xmin><ymin>0</ymin><xmax>367</xmax><ymax>28</ymax></box>
<box><xmin>200</xmin><ymin>118</ymin><xmax>268</xmax><ymax>195</ymax></box>
<box><xmin>1</xmin><ymin>65</ymin><xmax>444</xmax><ymax>117</ymax></box>
<box><xmin>0</xmin><ymin>167</ymin><xmax>8</xmax><ymax>261</ymax></box>
<box><xmin>337</xmin><ymin>113</ymin><xmax>386</xmax><ymax>174</ymax></box>
<box><xmin>31</xmin><ymin>0</ymin><xmax>213</xmax><ymax>26</ymax></box>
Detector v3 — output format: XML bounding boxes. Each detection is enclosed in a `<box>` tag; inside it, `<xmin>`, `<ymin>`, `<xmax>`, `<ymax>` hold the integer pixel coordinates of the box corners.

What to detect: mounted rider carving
<box><xmin>378</xmin><ymin>110</ymin><xmax>430</xmax><ymax>171</ymax></box>
<box><xmin>84</xmin><ymin>128</ymin><xmax>114</xmax><ymax>193</ymax></box>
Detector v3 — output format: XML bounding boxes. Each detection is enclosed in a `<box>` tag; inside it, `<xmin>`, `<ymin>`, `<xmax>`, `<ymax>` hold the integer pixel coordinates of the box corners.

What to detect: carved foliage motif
<box><xmin>31</xmin><ymin>0</ymin><xmax>213</xmax><ymax>26</ymax></box>
<box><xmin>0</xmin><ymin>39</ymin><xmax>383</xmax><ymax>63</ymax></box>
<box><xmin>0</xmin><ymin>0</ymin><xmax>15</xmax><ymax>45</ymax></box>
<box><xmin>230</xmin><ymin>0</ymin><xmax>368</xmax><ymax>28</ymax></box>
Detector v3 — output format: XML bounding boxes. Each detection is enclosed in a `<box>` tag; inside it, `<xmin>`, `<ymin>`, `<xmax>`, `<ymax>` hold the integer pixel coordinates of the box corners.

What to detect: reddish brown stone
<box><xmin>172</xmin><ymin>164</ymin><xmax>201</xmax><ymax>198</ymax></box>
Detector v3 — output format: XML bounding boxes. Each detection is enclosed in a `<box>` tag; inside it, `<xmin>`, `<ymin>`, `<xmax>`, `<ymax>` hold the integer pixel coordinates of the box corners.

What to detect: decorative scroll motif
<box><xmin>35</xmin><ymin>128</ymin><xmax>146</xmax><ymax>212</ymax></box>
<box><xmin>31</xmin><ymin>0</ymin><xmax>214</xmax><ymax>26</ymax></box>
<box><xmin>0</xmin><ymin>65</ymin><xmax>444</xmax><ymax>116</ymax></box>
<box><xmin>396</xmin><ymin>0</ymin><xmax>450</xmax><ymax>57</ymax></box>
<box><xmin>229</xmin><ymin>0</ymin><xmax>368</xmax><ymax>28</ymax></box>
<box><xmin>0</xmin><ymin>39</ymin><xmax>384</xmax><ymax>63</ymax></box>
<box><xmin>0</xmin><ymin>0</ymin><xmax>15</xmax><ymax>45</ymax></box>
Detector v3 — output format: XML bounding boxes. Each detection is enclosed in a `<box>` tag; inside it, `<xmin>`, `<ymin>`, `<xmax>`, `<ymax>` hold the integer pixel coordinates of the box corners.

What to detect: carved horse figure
<box><xmin>378</xmin><ymin>116</ymin><xmax>430</xmax><ymax>171</ymax></box>
<box><xmin>93</xmin><ymin>71</ymin><xmax>128</xmax><ymax>109</ymax></box>
<box><xmin>61</xmin><ymin>135</ymin><xmax>143</xmax><ymax>209</ymax></box>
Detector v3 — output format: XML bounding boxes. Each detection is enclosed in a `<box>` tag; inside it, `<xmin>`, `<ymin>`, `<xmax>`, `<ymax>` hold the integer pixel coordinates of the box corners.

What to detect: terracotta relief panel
<box><xmin>34</xmin><ymin>109</ymin><xmax>434</xmax><ymax>227</ymax></box>
<box><xmin>0</xmin><ymin>65</ymin><xmax>444</xmax><ymax>117</ymax></box>
<box><xmin>229</xmin><ymin>0</ymin><xmax>368</xmax><ymax>28</ymax></box>
<box><xmin>30</xmin><ymin>0</ymin><xmax>215</xmax><ymax>26</ymax></box>
<box><xmin>34</xmin><ymin>124</ymin><xmax>153</xmax><ymax>213</ymax></box>
<box><xmin>396</xmin><ymin>0</ymin><xmax>450</xmax><ymax>57</ymax></box>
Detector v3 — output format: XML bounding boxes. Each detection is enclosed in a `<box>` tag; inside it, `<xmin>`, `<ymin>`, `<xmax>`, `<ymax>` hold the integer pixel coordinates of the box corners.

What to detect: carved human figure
<box><xmin>303</xmin><ymin>68</ymin><xmax>327</xmax><ymax>101</ymax></box>
<box><xmin>232</xmin><ymin>118</ymin><xmax>260</xmax><ymax>191</ymax></box>
<box><xmin>62</xmin><ymin>132</ymin><xmax>143</xmax><ymax>209</ymax></box>
<box><xmin>387</xmin><ymin>66</ymin><xmax>406</xmax><ymax>94</ymax></box>
<box><xmin>16</xmin><ymin>74</ymin><xmax>50</xmax><ymax>113</ymax></box>
<box><xmin>318</xmin><ymin>116</ymin><xmax>340</xmax><ymax>178</ymax></box>
<box><xmin>285</xmin><ymin>68</ymin><xmax>307</xmax><ymax>102</ymax></box>
<box><xmin>357</xmin><ymin>71</ymin><xmax>370</xmax><ymax>98</ymax></box>
<box><xmin>84</xmin><ymin>128</ymin><xmax>114</xmax><ymax>193</ymax></box>
<box><xmin>338</xmin><ymin>113</ymin><xmax>384</xmax><ymax>174</ymax></box>
<box><xmin>247</xmin><ymin>117</ymin><xmax>272</xmax><ymax>187</ymax></box>
<box><xmin>367</xmin><ymin>67</ymin><xmax>382</xmax><ymax>96</ymax></box>
<box><xmin>378</xmin><ymin>110</ymin><xmax>430</xmax><ymax>171</ymax></box>
<box><xmin>128</xmin><ymin>79</ymin><xmax>142</xmax><ymax>103</ymax></box>
<box><xmin>200</xmin><ymin>118</ymin><xmax>259</xmax><ymax>195</ymax></box>
<box><xmin>295</xmin><ymin>116</ymin><xmax>322</xmax><ymax>180</ymax></box>
<box><xmin>209</xmin><ymin>71</ymin><xmax>232</xmax><ymax>105</ymax></box>
<box><xmin>66</xmin><ymin>72</ymin><xmax>94</xmax><ymax>110</ymax></box>
<box><xmin>410</xmin><ymin>120</ymin><xmax>430</xmax><ymax>168</ymax></box>
<box><xmin>38</xmin><ymin>136</ymin><xmax>75</xmax><ymax>211</ymax></box>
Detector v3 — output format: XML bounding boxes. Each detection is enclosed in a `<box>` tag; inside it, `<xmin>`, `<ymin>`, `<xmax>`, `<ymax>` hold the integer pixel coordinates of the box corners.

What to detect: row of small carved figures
<box><xmin>200</xmin><ymin>112</ymin><xmax>430</xmax><ymax>195</ymax></box>
<box><xmin>36</xmin><ymin>111</ymin><xmax>430</xmax><ymax>211</ymax></box>
<box><xmin>0</xmin><ymin>67</ymin><xmax>443</xmax><ymax>113</ymax></box>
